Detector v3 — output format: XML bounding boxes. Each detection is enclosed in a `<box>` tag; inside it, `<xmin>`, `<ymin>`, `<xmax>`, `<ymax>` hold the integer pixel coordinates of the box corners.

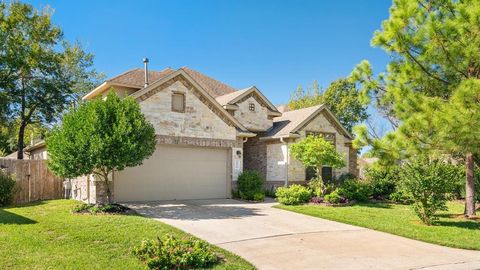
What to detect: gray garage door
<box><xmin>114</xmin><ymin>144</ymin><xmax>228</xmax><ymax>202</ymax></box>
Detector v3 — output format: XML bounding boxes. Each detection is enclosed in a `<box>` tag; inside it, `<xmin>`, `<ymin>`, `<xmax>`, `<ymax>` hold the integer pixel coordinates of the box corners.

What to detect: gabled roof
<box><xmin>108</xmin><ymin>68</ymin><xmax>175</xmax><ymax>87</ymax></box>
<box><xmin>215</xmin><ymin>88</ymin><xmax>250</xmax><ymax>106</ymax></box>
<box><xmin>83</xmin><ymin>67</ymin><xmax>236</xmax><ymax>100</ymax></box>
<box><xmin>180</xmin><ymin>67</ymin><xmax>236</xmax><ymax>98</ymax></box>
<box><xmin>215</xmin><ymin>86</ymin><xmax>281</xmax><ymax>114</ymax></box>
<box><xmin>264</xmin><ymin>105</ymin><xmax>352</xmax><ymax>139</ymax></box>
<box><xmin>130</xmin><ymin>69</ymin><xmax>254</xmax><ymax>136</ymax></box>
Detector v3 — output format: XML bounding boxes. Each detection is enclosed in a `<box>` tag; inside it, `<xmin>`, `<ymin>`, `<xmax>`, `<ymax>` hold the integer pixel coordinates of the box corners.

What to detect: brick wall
<box><xmin>243</xmin><ymin>134</ymin><xmax>267</xmax><ymax>180</ymax></box>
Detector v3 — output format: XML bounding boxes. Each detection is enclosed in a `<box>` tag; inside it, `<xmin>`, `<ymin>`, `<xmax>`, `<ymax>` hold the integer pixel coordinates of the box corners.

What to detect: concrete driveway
<box><xmin>127</xmin><ymin>199</ymin><xmax>480</xmax><ymax>270</ymax></box>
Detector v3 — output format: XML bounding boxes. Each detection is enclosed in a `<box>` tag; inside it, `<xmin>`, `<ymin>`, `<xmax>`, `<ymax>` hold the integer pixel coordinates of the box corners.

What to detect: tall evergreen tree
<box><xmin>352</xmin><ymin>0</ymin><xmax>480</xmax><ymax>216</ymax></box>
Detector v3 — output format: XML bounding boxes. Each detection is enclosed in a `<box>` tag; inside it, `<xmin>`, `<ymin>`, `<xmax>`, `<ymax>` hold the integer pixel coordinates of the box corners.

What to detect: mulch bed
<box><xmin>72</xmin><ymin>203</ymin><xmax>136</xmax><ymax>215</ymax></box>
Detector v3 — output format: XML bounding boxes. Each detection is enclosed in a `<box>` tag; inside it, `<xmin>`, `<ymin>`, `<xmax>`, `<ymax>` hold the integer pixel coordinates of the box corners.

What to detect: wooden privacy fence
<box><xmin>0</xmin><ymin>158</ymin><xmax>64</xmax><ymax>204</ymax></box>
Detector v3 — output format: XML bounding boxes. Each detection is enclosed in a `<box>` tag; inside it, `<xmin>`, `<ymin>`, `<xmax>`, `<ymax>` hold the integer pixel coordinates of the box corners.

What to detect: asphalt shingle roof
<box><xmin>105</xmin><ymin>67</ymin><xmax>236</xmax><ymax>98</ymax></box>
<box><xmin>265</xmin><ymin>105</ymin><xmax>324</xmax><ymax>138</ymax></box>
<box><xmin>215</xmin><ymin>87</ymin><xmax>251</xmax><ymax>105</ymax></box>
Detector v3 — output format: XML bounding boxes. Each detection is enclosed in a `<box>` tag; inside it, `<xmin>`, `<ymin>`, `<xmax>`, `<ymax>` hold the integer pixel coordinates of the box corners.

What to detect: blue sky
<box><xmin>26</xmin><ymin>0</ymin><xmax>392</xmax><ymax>106</ymax></box>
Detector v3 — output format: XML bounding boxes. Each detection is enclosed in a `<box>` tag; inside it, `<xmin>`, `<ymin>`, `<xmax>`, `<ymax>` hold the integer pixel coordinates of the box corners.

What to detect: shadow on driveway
<box><xmin>127</xmin><ymin>199</ymin><xmax>266</xmax><ymax>220</ymax></box>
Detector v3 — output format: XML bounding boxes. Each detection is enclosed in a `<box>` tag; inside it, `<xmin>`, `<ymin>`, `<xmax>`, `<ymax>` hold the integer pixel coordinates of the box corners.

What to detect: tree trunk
<box><xmin>104</xmin><ymin>178</ymin><xmax>112</xmax><ymax>204</ymax></box>
<box><xmin>17</xmin><ymin>123</ymin><xmax>26</xmax><ymax>159</ymax></box>
<box><xmin>464</xmin><ymin>153</ymin><xmax>476</xmax><ymax>217</ymax></box>
<box><xmin>316</xmin><ymin>167</ymin><xmax>325</xmax><ymax>195</ymax></box>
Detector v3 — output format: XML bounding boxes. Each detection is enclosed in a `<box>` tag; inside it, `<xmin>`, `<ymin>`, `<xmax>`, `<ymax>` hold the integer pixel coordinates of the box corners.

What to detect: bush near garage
<box><xmin>237</xmin><ymin>170</ymin><xmax>265</xmax><ymax>201</ymax></box>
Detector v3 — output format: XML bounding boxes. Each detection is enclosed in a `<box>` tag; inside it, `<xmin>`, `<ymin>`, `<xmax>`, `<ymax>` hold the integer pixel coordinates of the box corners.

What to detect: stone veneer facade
<box><xmin>72</xmin><ymin>71</ymin><xmax>358</xmax><ymax>202</ymax></box>
<box><xmin>139</xmin><ymin>80</ymin><xmax>237</xmax><ymax>140</ymax></box>
<box><xmin>234</xmin><ymin>95</ymin><xmax>272</xmax><ymax>132</ymax></box>
<box><xmin>245</xmin><ymin>110</ymin><xmax>358</xmax><ymax>191</ymax></box>
<box><xmin>75</xmin><ymin>75</ymin><xmax>245</xmax><ymax>203</ymax></box>
<box><xmin>71</xmin><ymin>175</ymin><xmax>112</xmax><ymax>204</ymax></box>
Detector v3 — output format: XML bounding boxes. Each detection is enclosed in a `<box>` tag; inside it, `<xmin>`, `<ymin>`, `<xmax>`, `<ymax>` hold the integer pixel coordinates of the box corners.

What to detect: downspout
<box><xmin>280</xmin><ymin>137</ymin><xmax>289</xmax><ymax>187</ymax></box>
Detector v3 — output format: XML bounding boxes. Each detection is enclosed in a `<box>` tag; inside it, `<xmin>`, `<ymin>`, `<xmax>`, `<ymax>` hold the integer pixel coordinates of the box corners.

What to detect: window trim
<box><xmin>171</xmin><ymin>93</ymin><xmax>186</xmax><ymax>113</ymax></box>
<box><xmin>248</xmin><ymin>102</ymin><xmax>255</xmax><ymax>112</ymax></box>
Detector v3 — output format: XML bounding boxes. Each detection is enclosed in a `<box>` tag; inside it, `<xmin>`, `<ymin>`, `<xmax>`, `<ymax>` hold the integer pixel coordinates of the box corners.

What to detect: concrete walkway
<box><xmin>127</xmin><ymin>199</ymin><xmax>480</xmax><ymax>270</ymax></box>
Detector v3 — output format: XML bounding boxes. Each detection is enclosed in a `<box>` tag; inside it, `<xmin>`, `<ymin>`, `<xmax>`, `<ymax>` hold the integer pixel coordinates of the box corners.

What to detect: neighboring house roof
<box><xmin>83</xmin><ymin>67</ymin><xmax>236</xmax><ymax>100</ymax></box>
<box><xmin>264</xmin><ymin>104</ymin><xmax>352</xmax><ymax>139</ymax></box>
<box><xmin>4</xmin><ymin>151</ymin><xmax>20</xmax><ymax>159</ymax></box>
<box><xmin>24</xmin><ymin>140</ymin><xmax>46</xmax><ymax>152</ymax></box>
<box><xmin>4</xmin><ymin>141</ymin><xmax>47</xmax><ymax>159</ymax></box>
<box><xmin>215</xmin><ymin>86</ymin><xmax>281</xmax><ymax>115</ymax></box>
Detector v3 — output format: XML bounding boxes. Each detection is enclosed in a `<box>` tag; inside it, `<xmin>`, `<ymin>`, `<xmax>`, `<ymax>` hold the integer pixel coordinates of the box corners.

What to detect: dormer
<box><xmin>216</xmin><ymin>86</ymin><xmax>281</xmax><ymax>132</ymax></box>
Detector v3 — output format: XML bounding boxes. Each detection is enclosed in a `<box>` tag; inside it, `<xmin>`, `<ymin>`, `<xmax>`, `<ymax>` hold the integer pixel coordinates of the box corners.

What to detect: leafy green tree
<box><xmin>351</xmin><ymin>0</ymin><xmax>480</xmax><ymax>216</ymax></box>
<box><xmin>290</xmin><ymin>135</ymin><xmax>345</xmax><ymax>194</ymax></box>
<box><xmin>0</xmin><ymin>2</ymin><xmax>101</xmax><ymax>159</ymax></box>
<box><xmin>288</xmin><ymin>79</ymin><xmax>368</xmax><ymax>133</ymax></box>
<box><xmin>47</xmin><ymin>92</ymin><xmax>156</xmax><ymax>203</ymax></box>
<box><xmin>398</xmin><ymin>157</ymin><xmax>457</xmax><ymax>225</ymax></box>
<box><xmin>323</xmin><ymin>79</ymin><xmax>369</xmax><ymax>133</ymax></box>
<box><xmin>288</xmin><ymin>81</ymin><xmax>322</xmax><ymax>110</ymax></box>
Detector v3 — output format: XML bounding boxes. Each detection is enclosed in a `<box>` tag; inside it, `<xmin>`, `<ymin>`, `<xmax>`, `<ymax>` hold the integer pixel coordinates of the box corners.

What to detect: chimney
<box><xmin>143</xmin><ymin>57</ymin><xmax>149</xmax><ymax>87</ymax></box>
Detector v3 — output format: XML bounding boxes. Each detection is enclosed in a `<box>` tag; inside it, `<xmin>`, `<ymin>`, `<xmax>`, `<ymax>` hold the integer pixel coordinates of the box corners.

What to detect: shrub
<box><xmin>132</xmin><ymin>234</ymin><xmax>219</xmax><ymax>270</ymax></box>
<box><xmin>253</xmin><ymin>192</ymin><xmax>265</xmax><ymax>201</ymax></box>
<box><xmin>0</xmin><ymin>170</ymin><xmax>15</xmax><ymax>206</ymax></box>
<box><xmin>324</xmin><ymin>190</ymin><xmax>342</xmax><ymax>204</ymax></box>
<box><xmin>307</xmin><ymin>178</ymin><xmax>324</xmax><ymax>197</ymax></box>
<box><xmin>275</xmin><ymin>184</ymin><xmax>311</xmax><ymax>205</ymax></box>
<box><xmin>398</xmin><ymin>158</ymin><xmax>457</xmax><ymax>225</ymax></box>
<box><xmin>264</xmin><ymin>187</ymin><xmax>276</xmax><ymax>198</ymax></box>
<box><xmin>338</xmin><ymin>179</ymin><xmax>371</xmax><ymax>202</ymax></box>
<box><xmin>237</xmin><ymin>170</ymin><xmax>264</xmax><ymax>201</ymax></box>
<box><xmin>309</xmin><ymin>196</ymin><xmax>323</xmax><ymax>204</ymax></box>
<box><xmin>336</xmin><ymin>173</ymin><xmax>356</xmax><ymax>184</ymax></box>
<box><xmin>389</xmin><ymin>189</ymin><xmax>413</xmax><ymax>204</ymax></box>
<box><xmin>364</xmin><ymin>166</ymin><xmax>400</xmax><ymax>200</ymax></box>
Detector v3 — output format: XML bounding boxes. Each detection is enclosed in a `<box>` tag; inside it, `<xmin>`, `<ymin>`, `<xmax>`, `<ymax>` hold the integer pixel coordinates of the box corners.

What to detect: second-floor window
<box><xmin>172</xmin><ymin>93</ymin><xmax>185</xmax><ymax>112</ymax></box>
<box><xmin>249</xmin><ymin>103</ymin><xmax>255</xmax><ymax>111</ymax></box>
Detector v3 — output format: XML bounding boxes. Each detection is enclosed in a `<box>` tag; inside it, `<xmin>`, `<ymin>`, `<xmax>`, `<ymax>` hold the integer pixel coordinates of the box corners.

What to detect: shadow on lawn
<box><xmin>0</xmin><ymin>209</ymin><xmax>37</xmax><ymax>225</ymax></box>
<box><xmin>435</xmin><ymin>219</ymin><xmax>480</xmax><ymax>230</ymax></box>
<box><xmin>356</xmin><ymin>202</ymin><xmax>393</xmax><ymax>209</ymax></box>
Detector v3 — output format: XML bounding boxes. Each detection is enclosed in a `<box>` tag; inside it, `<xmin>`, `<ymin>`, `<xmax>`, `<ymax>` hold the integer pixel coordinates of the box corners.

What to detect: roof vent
<box><xmin>143</xmin><ymin>57</ymin><xmax>149</xmax><ymax>87</ymax></box>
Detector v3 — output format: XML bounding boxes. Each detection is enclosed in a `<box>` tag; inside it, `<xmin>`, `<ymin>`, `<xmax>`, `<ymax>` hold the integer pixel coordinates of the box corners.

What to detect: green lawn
<box><xmin>0</xmin><ymin>200</ymin><xmax>254</xmax><ymax>270</ymax></box>
<box><xmin>276</xmin><ymin>201</ymin><xmax>480</xmax><ymax>250</ymax></box>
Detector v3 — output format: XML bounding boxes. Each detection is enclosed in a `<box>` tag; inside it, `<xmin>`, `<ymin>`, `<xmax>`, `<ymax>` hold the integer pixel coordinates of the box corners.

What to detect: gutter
<box><xmin>237</xmin><ymin>131</ymin><xmax>257</xmax><ymax>138</ymax></box>
<box><xmin>259</xmin><ymin>133</ymin><xmax>301</xmax><ymax>141</ymax></box>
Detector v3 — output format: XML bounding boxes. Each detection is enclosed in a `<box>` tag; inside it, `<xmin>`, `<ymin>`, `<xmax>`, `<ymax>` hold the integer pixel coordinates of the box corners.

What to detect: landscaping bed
<box><xmin>0</xmin><ymin>200</ymin><xmax>254</xmax><ymax>269</ymax></box>
<box><xmin>72</xmin><ymin>203</ymin><xmax>136</xmax><ymax>215</ymax></box>
<box><xmin>276</xmin><ymin>201</ymin><xmax>480</xmax><ymax>250</ymax></box>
